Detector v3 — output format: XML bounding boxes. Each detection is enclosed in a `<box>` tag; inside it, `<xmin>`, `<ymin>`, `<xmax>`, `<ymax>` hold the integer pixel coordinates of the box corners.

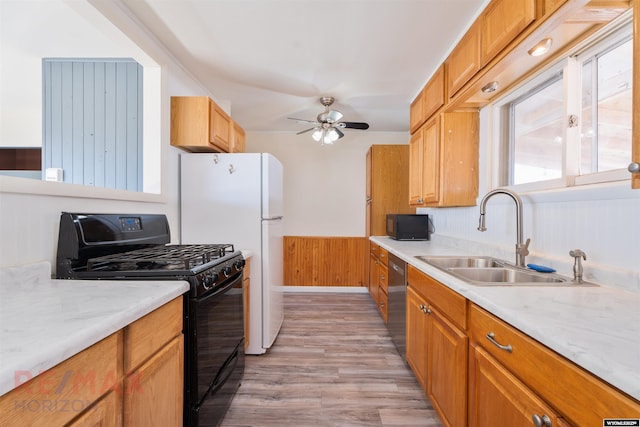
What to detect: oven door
<box><xmin>186</xmin><ymin>272</ymin><xmax>244</xmax><ymax>427</ymax></box>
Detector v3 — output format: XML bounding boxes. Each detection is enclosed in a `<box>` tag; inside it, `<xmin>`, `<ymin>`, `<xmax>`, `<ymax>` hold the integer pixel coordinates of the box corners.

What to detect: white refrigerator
<box><xmin>179</xmin><ymin>153</ymin><xmax>284</xmax><ymax>355</ymax></box>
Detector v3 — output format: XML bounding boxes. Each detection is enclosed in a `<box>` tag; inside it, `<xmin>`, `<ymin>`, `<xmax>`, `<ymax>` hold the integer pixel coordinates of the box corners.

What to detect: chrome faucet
<box><xmin>478</xmin><ymin>188</ymin><xmax>531</xmax><ymax>267</ymax></box>
<box><xmin>569</xmin><ymin>249</ymin><xmax>587</xmax><ymax>283</ymax></box>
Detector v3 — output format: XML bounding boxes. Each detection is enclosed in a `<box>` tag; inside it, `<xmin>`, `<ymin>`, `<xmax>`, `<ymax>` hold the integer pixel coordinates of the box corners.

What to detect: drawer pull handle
<box><xmin>532</xmin><ymin>414</ymin><xmax>551</xmax><ymax>427</ymax></box>
<box><xmin>486</xmin><ymin>332</ymin><xmax>513</xmax><ymax>353</ymax></box>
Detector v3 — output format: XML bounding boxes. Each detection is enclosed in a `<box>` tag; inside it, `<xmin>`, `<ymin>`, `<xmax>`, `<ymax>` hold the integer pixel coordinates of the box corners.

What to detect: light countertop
<box><xmin>0</xmin><ymin>261</ymin><xmax>189</xmax><ymax>397</ymax></box>
<box><xmin>371</xmin><ymin>236</ymin><xmax>640</xmax><ymax>402</ymax></box>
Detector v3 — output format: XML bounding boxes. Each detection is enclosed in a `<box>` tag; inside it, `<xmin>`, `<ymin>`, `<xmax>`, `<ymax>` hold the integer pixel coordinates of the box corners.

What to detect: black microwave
<box><xmin>386</xmin><ymin>214</ymin><xmax>432</xmax><ymax>241</ymax></box>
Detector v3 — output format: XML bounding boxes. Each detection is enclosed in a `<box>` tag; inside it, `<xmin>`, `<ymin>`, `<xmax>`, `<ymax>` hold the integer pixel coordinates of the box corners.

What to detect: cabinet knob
<box><xmin>532</xmin><ymin>414</ymin><xmax>551</xmax><ymax>427</ymax></box>
<box><xmin>629</xmin><ymin>162</ymin><xmax>640</xmax><ymax>173</ymax></box>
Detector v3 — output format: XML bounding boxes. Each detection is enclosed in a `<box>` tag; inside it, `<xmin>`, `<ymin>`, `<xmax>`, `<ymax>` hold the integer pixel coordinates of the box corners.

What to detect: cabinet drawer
<box><xmin>370</xmin><ymin>242</ymin><xmax>379</xmax><ymax>256</ymax></box>
<box><xmin>469</xmin><ymin>304</ymin><xmax>640</xmax><ymax>426</ymax></box>
<box><xmin>124</xmin><ymin>297</ymin><xmax>183</xmax><ymax>373</ymax></box>
<box><xmin>378</xmin><ymin>287</ymin><xmax>388</xmax><ymax>324</ymax></box>
<box><xmin>378</xmin><ymin>247</ymin><xmax>388</xmax><ymax>266</ymax></box>
<box><xmin>379</xmin><ymin>264</ymin><xmax>388</xmax><ymax>293</ymax></box>
<box><xmin>407</xmin><ymin>265</ymin><xmax>466</xmax><ymax>330</ymax></box>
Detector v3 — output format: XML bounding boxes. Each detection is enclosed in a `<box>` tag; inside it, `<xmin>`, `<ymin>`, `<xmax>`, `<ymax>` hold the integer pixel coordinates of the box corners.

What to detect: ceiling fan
<box><xmin>289</xmin><ymin>97</ymin><xmax>369</xmax><ymax>145</ymax></box>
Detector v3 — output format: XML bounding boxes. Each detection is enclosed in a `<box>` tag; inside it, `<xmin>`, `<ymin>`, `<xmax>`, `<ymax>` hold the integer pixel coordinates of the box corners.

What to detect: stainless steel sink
<box><xmin>414</xmin><ymin>255</ymin><xmax>597</xmax><ymax>287</ymax></box>
<box><xmin>447</xmin><ymin>267</ymin><xmax>566</xmax><ymax>284</ymax></box>
<box><xmin>415</xmin><ymin>255</ymin><xmax>504</xmax><ymax>269</ymax></box>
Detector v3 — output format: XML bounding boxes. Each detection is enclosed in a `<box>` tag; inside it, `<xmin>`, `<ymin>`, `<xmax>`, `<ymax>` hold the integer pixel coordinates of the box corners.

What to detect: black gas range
<box><xmin>55</xmin><ymin>212</ymin><xmax>245</xmax><ymax>427</ymax></box>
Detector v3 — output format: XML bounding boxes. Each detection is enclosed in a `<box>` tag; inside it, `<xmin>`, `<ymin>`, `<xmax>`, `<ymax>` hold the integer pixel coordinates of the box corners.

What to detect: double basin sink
<box><xmin>415</xmin><ymin>256</ymin><xmax>597</xmax><ymax>287</ymax></box>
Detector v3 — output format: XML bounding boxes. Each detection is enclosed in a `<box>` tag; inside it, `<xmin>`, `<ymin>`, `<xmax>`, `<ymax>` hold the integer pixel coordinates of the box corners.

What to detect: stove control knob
<box><xmin>202</xmin><ymin>273</ymin><xmax>214</xmax><ymax>290</ymax></box>
<box><xmin>233</xmin><ymin>259</ymin><xmax>245</xmax><ymax>271</ymax></box>
<box><xmin>210</xmin><ymin>272</ymin><xmax>219</xmax><ymax>283</ymax></box>
<box><xmin>222</xmin><ymin>267</ymin><xmax>232</xmax><ymax>278</ymax></box>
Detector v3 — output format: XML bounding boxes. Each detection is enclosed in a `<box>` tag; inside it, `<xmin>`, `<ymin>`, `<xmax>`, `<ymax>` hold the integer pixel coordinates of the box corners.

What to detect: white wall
<box><xmin>246</xmin><ymin>132</ymin><xmax>409</xmax><ymax>236</ymax></box>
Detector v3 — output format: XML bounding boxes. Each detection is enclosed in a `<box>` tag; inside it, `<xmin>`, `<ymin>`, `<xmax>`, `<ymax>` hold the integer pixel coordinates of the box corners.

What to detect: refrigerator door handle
<box><xmin>263</xmin><ymin>216</ymin><xmax>283</xmax><ymax>221</ymax></box>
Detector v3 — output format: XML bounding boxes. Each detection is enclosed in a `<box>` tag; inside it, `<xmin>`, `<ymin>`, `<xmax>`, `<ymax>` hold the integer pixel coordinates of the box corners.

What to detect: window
<box><xmin>497</xmin><ymin>15</ymin><xmax>632</xmax><ymax>188</ymax></box>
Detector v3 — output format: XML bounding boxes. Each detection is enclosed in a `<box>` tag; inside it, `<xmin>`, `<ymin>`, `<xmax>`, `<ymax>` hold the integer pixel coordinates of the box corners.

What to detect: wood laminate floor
<box><xmin>220</xmin><ymin>292</ymin><xmax>443</xmax><ymax>427</ymax></box>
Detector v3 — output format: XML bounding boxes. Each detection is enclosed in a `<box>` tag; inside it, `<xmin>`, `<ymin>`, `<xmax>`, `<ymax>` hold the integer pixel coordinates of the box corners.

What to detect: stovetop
<box><xmin>86</xmin><ymin>244</ymin><xmax>235</xmax><ymax>273</ymax></box>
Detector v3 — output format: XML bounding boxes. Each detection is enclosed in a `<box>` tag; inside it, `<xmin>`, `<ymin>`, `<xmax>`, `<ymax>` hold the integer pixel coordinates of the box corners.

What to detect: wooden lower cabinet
<box><xmin>124</xmin><ymin>335</ymin><xmax>184</xmax><ymax>427</ymax></box>
<box><xmin>406</xmin><ymin>286</ymin><xmax>429</xmax><ymax>389</ymax></box>
<box><xmin>369</xmin><ymin>242</ymin><xmax>389</xmax><ymax>322</ymax></box>
<box><xmin>0</xmin><ymin>297</ymin><xmax>184</xmax><ymax>427</ymax></box>
<box><xmin>468</xmin><ymin>344</ymin><xmax>562</xmax><ymax>427</ymax></box>
<box><xmin>428</xmin><ymin>309</ymin><xmax>467</xmax><ymax>427</ymax></box>
<box><xmin>406</xmin><ymin>266</ymin><xmax>467</xmax><ymax>427</ymax></box>
<box><xmin>69</xmin><ymin>390</ymin><xmax>121</xmax><ymax>427</ymax></box>
<box><xmin>243</xmin><ymin>259</ymin><xmax>251</xmax><ymax>351</ymax></box>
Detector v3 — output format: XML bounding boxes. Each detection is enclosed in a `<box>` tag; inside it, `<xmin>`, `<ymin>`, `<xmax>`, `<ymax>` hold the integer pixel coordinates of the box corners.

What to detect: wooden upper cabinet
<box><xmin>408</xmin><ymin>128</ymin><xmax>425</xmax><ymax>205</ymax></box>
<box><xmin>410</xmin><ymin>66</ymin><xmax>445</xmax><ymax>133</ymax></box>
<box><xmin>421</xmin><ymin>117</ymin><xmax>440</xmax><ymax>205</ymax></box>
<box><xmin>481</xmin><ymin>0</ymin><xmax>536</xmax><ymax>66</ymax></box>
<box><xmin>446</xmin><ymin>20</ymin><xmax>481</xmax><ymax>98</ymax></box>
<box><xmin>230</xmin><ymin>121</ymin><xmax>246</xmax><ymax>153</ymax></box>
<box><xmin>210</xmin><ymin>100</ymin><xmax>232</xmax><ymax>152</ymax></box>
<box><xmin>171</xmin><ymin>96</ymin><xmax>233</xmax><ymax>153</ymax></box>
<box><xmin>410</xmin><ymin>89</ymin><xmax>425</xmax><ymax>134</ymax></box>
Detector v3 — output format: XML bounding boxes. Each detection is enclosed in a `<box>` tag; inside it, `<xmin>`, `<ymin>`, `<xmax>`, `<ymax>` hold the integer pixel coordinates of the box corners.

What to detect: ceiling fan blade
<box><xmin>288</xmin><ymin>117</ymin><xmax>318</xmax><ymax>124</ymax></box>
<box><xmin>296</xmin><ymin>127</ymin><xmax>317</xmax><ymax>135</ymax></box>
<box><xmin>339</xmin><ymin>121</ymin><xmax>370</xmax><ymax>130</ymax></box>
<box><xmin>334</xmin><ymin>127</ymin><xmax>344</xmax><ymax>139</ymax></box>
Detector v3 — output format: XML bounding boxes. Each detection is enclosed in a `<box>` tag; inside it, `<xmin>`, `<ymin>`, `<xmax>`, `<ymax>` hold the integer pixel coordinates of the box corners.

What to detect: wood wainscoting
<box><xmin>283</xmin><ymin>236</ymin><xmax>367</xmax><ymax>287</ymax></box>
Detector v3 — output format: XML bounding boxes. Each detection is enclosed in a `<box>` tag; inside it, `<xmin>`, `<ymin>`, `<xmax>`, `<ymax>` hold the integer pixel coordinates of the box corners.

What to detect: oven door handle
<box><xmin>208</xmin><ymin>347</ymin><xmax>240</xmax><ymax>396</ymax></box>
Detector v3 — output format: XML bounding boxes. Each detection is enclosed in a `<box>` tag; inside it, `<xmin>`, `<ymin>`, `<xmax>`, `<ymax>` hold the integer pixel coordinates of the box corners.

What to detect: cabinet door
<box><xmin>230</xmin><ymin>121</ymin><xmax>246</xmax><ymax>153</ymax></box>
<box><xmin>124</xmin><ymin>335</ymin><xmax>184</xmax><ymax>427</ymax></box>
<box><xmin>447</xmin><ymin>21</ymin><xmax>481</xmax><ymax>98</ymax></box>
<box><xmin>406</xmin><ymin>286</ymin><xmax>429</xmax><ymax>390</ymax></box>
<box><xmin>410</xmin><ymin>89</ymin><xmax>425</xmax><ymax>134</ymax></box>
<box><xmin>209</xmin><ymin>100</ymin><xmax>232</xmax><ymax>152</ymax></box>
<box><xmin>369</xmin><ymin>253</ymin><xmax>379</xmax><ymax>306</ymax></box>
<box><xmin>68</xmin><ymin>391</ymin><xmax>121</xmax><ymax>427</ymax></box>
<box><xmin>428</xmin><ymin>309</ymin><xmax>468</xmax><ymax>427</ymax></box>
<box><xmin>243</xmin><ymin>259</ymin><xmax>251</xmax><ymax>351</ymax></box>
<box><xmin>422</xmin><ymin>117</ymin><xmax>440</xmax><ymax>204</ymax></box>
<box><xmin>423</xmin><ymin>65</ymin><xmax>445</xmax><ymax>120</ymax></box>
<box><xmin>409</xmin><ymin>128</ymin><xmax>425</xmax><ymax>205</ymax></box>
<box><xmin>481</xmin><ymin>0</ymin><xmax>536</xmax><ymax>66</ymax></box>
<box><xmin>469</xmin><ymin>344</ymin><xmax>561</xmax><ymax>427</ymax></box>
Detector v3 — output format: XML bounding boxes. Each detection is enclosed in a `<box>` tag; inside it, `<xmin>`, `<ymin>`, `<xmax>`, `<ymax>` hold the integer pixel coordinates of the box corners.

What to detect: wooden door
<box><xmin>369</xmin><ymin>253</ymin><xmax>379</xmax><ymax>306</ymax></box>
<box><xmin>422</xmin><ymin>117</ymin><xmax>440</xmax><ymax>204</ymax></box>
<box><xmin>468</xmin><ymin>344</ymin><xmax>561</xmax><ymax>427</ymax></box>
<box><xmin>209</xmin><ymin>100</ymin><xmax>231</xmax><ymax>152</ymax></box>
<box><xmin>68</xmin><ymin>391</ymin><xmax>121</xmax><ymax>427</ymax></box>
<box><xmin>481</xmin><ymin>0</ymin><xmax>536</xmax><ymax>66</ymax></box>
<box><xmin>124</xmin><ymin>336</ymin><xmax>184</xmax><ymax>427</ymax></box>
<box><xmin>406</xmin><ymin>286</ymin><xmax>429</xmax><ymax>390</ymax></box>
<box><xmin>409</xmin><ymin>128</ymin><xmax>425</xmax><ymax>205</ymax></box>
<box><xmin>447</xmin><ymin>21</ymin><xmax>481</xmax><ymax>98</ymax></box>
<box><xmin>428</xmin><ymin>308</ymin><xmax>468</xmax><ymax>427</ymax></box>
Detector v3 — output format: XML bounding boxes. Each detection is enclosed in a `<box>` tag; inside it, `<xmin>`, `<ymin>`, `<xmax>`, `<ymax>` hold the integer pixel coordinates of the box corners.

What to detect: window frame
<box><xmin>490</xmin><ymin>12</ymin><xmax>633</xmax><ymax>192</ymax></box>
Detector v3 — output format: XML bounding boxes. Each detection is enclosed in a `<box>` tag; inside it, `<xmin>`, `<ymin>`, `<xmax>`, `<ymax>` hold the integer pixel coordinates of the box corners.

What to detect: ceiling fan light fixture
<box><xmin>311</xmin><ymin>128</ymin><xmax>324</xmax><ymax>142</ymax></box>
<box><xmin>324</xmin><ymin>128</ymin><xmax>340</xmax><ymax>144</ymax></box>
<box><xmin>528</xmin><ymin>37</ymin><xmax>553</xmax><ymax>57</ymax></box>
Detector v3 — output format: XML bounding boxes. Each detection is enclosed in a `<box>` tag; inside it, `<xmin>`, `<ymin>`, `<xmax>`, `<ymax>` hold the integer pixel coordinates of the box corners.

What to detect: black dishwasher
<box><xmin>387</xmin><ymin>252</ymin><xmax>407</xmax><ymax>358</ymax></box>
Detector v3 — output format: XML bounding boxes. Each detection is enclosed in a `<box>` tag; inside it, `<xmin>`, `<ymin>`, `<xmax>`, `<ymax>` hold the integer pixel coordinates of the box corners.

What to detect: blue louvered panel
<box><xmin>42</xmin><ymin>59</ymin><xmax>143</xmax><ymax>191</ymax></box>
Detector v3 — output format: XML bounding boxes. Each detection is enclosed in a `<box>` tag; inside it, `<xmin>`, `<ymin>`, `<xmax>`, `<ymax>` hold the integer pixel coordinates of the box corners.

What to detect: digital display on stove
<box><xmin>119</xmin><ymin>217</ymin><xmax>142</xmax><ymax>232</ymax></box>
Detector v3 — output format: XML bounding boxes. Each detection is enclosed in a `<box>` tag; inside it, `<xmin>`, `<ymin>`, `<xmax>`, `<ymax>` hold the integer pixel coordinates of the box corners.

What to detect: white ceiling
<box><xmin>121</xmin><ymin>0</ymin><xmax>487</xmax><ymax>134</ymax></box>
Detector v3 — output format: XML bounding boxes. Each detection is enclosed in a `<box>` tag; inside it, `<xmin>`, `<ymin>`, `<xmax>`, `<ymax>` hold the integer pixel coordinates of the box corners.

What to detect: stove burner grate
<box><xmin>86</xmin><ymin>244</ymin><xmax>235</xmax><ymax>272</ymax></box>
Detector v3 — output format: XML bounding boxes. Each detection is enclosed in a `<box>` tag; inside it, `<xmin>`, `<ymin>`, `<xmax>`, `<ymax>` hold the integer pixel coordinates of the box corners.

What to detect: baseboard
<box><xmin>282</xmin><ymin>286</ymin><xmax>369</xmax><ymax>293</ymax></box>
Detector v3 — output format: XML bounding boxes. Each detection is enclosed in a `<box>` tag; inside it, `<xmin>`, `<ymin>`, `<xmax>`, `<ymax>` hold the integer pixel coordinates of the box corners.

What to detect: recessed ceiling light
<box><xmin>481</xmin><ymin>81</ymin><xmax>499</xmax><ymax>93</ymax></box>
<box><xmin>528</xmin><ymin>38</ymin><xmax>553</xmax><ymax>57</ymax></box>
